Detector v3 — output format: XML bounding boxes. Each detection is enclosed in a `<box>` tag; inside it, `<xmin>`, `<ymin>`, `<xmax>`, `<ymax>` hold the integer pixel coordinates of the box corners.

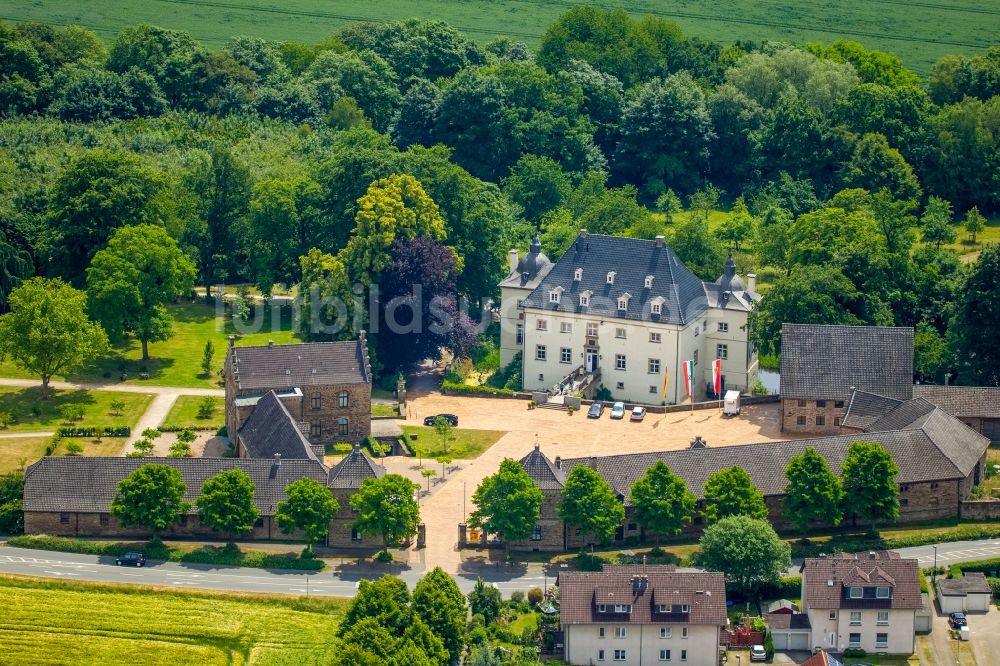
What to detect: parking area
<box><xmin>921</xmin><ymin>582</ymin><xmax>997</xmax><ymax>666</ymax></box>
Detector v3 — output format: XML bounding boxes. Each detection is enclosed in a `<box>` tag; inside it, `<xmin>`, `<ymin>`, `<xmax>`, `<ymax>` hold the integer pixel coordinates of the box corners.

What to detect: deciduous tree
<box><xmin>469</xmin><ymin>459</ymin><xmax>543</xmax><ymax>551</ymax></box>
<box><xmin>841</xmin><ymin>440</ymin><xmax>900</xmax><ymax>534</ymax></box>
<box><xmin>696</xmin><ymin>515</ymin><xmax>791</xmax><ymax>599</ymax></box>
<box><xmin>109</xmin><ymin>464</ymin><xmax>190</xmax><ymax>537</ymax></box>
<box><xmin>702</xmin><ymin>466</ymin><xmax>768</xmax><ymax>523</ymax></box>
<box><xmin>350</xmin><ymin>474</ymin><xmax>420</xmax><ymax>555</ymax></box>
<box><xmin>275</xmin><ymin>477</ymin><xmax>339</xmax><ymax>553</ymax></box>
<box><xmin>195</xmin><ymin>468</ymin><xmax>259</xmax><ymax>541</ymax></box>
<box><xmin>783</xmin><ymin>448</ymin><xmax>844</xmax><ymax>533</ymax></box>
<box><xmin>951</xmin><ymin>244</ymin><xmax>1000</xmax><ymax>386</ymax></box>
<box><xmin>558</xmin><ymin>465</ymin><xmax>625</xmax><ymax>544</ymax></box>
<box><xmin>412</xmin><ymin>567</ymin><xmax>467</xmax><ymax>662</ymax></box>
<box><xmin>629</xmin><ymin>460</ymin><xmax>696</xmax><ymax>543</ymax></box>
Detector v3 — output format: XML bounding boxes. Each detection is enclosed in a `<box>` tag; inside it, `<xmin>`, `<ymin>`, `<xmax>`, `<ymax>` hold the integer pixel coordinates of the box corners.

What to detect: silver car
<box><xmin>630</xmin><ymin>406</ymin><xmax>647</xmax><ymax>421</ymax></box>
<box><xmin>610</xmin><ymin>402</ymin><xmax>626</xmax><ymax>419</ymax></box>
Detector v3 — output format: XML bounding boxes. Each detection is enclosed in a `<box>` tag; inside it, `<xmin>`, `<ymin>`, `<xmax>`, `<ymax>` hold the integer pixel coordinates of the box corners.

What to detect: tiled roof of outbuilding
<box><xmin>519</xmin><ymin>444</ymin><xmax>565</xmax><ymax>489</ymax></box>
<box><xmin>229</xmin><ymin>339</ymin><xmax>369</xmax><ymax>390</ymax></box>
<box><xmin>842</xmin><ymin>391</ymin><xmax>904</xmax><ymax>430</ymax></box>
<box><xmin>780</xmin><ymin>324</ymin><xmax>914</xmax><ymax>400</ymax></box>
<box><xmin>327</xmin><ymin>444</ymin><xmax>384</xmax><ymax>489</ymax></box>
<box><xmin>914</xmin><ymin>385</ymin><xmax>1000</xmax><ymax>418</ymax></box>
<box><xmin>236</xmin><ymin>391</ymin><xmax>318</xmax><ymax>461</ymax></box>
<box><xmin>23</xmin><ymin>457</ymin><xmax>329</xmax><ymax>515</ymax></box>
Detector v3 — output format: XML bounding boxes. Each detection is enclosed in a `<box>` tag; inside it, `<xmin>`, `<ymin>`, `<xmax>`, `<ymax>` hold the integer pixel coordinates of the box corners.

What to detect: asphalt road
<box><xmin>3</xmin><ymin>538</ymin><xmax>1000</xmax><ymax>598</ymax></box>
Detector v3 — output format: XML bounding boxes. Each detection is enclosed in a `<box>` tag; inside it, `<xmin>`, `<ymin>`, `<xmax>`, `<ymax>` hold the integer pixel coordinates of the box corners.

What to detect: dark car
<box><xmin>949</xmin><ymin>611</ymin><xmax>967</xmax><ymax>628</ymax></box>
<box><xmin>115</xmin><ymin>551</ymin><xmax>146</xmax><ymax>567</ymax></box>
<box><xmin>587</xmin><ymin>402</ymin><xmax>604</xmax><ymax>418</ymax></box>
<box><xmin>424</xmin><ymin>414</ymin><xmax>458</xmax><ymax>427</ymax></box>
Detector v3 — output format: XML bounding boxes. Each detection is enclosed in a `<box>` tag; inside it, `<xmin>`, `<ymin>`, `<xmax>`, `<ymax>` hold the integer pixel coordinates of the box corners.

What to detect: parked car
<box><xmin>423</xmin><ymin>414</ymin><xmax>458</xmax><ymax>427</ymax></box>
<box><xmin>610</xmin><ymin>402</ymin><xmax>626</xmax><ymax>419</ymax></box>
<box><xmin>749</xmin><ymin>644</ymin><xmax>767</xmax><ymax>662</ymax></box>
<box><xmin>949</xmin><ymin>611</ymin><xmax>968</xmax><ymax>628</ymax></box>
<box><xmin>630</xmin><ymin>406</ymin><xmax>647</xmax><ymax>422</ymax></box>
<box><xmin>115</xmin><ymin>552</ymin><xmax>146</xmax><ymax>567</ymax></box>
<box><xmin>587</xmin><ymin>402</ymin><xmax>604</xmax><ymax>418</ymax></box>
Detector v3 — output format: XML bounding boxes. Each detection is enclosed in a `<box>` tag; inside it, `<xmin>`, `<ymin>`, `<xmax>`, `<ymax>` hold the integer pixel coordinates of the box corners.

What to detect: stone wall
<box><xmin>782</xmin><ymin>398</ymin><xmax>848</xmax><ymax>434</ymax></box>
<box><xmin>510</xmin><ymin>487</ymin><xmax>565</xmax><ymax>552</ymax></box>
<box><xmin>328</xmin><ymin>487</ymin><xmax>384</xmax><ymax>549</ymax></box>
<box><xmin>23</xmin><ymin>511</ymin><xmax>300</xmax><ymax>541</ymax></box>
<box><xmin>959</xmin><ymin>500</ymin><xmax>1000</xmax><ymax>520</ymax></box>
<box><xmin>290</xmin><ymin>382</ymin><xmax>371</xmax><ymax>446</ymax></box>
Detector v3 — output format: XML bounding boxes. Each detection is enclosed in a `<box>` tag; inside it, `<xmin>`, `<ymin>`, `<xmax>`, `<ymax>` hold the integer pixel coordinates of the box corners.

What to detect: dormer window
<box><xmin>580</xmin><ymin>291</ymin><xmax>592</xmax><ymax>307</ymax></box>
<box><xmin>617</xmin><ymin>293</ymin><xmax>630</xmax><ymax>311</ymax></box>
<box><xmin>607</xmin><ymin>271</ymin><xmax>616</xmax><ymax>285</ymax></box>
<box><xmin>574</xmin><ymin>268</ymin><xmax>583</xmax><ymax>281</ymax></box>
<box><xmin>876</xmin><ymin>586</ymin><xmax>890</xmax><ymax>599</ymax></box>
<box><xmin>597</xmin><ymin>604</ymin><xmax>607</xmax><ymax>612</ymax></box>
<box><xmin>650</xmin><ymin>296</ymin><xmax>665</xmax><ymax>316</ymax></box>
<box><xmin>644</xmin><ymin>275</ymin><xmax>653</xmax><ymax>288</ymax></box>
<box><xmin>614</xmin><ymin>604</ymin><xmax>631</xmax><ymax>613</ymax></box>
<box><xmin>549</xmin><ymin>286</ymin><xmax>563</xmax><ymax>304</ymax></box>
<box><xmin>849</xmin><ymin>587</ymin><xmax>862</xmax><ymax>599</ymax></box>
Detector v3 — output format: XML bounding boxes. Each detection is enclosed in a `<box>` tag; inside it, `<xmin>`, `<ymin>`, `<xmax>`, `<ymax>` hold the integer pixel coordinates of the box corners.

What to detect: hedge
<box><xmin>441</xmin><ymin>380</ymin><xmax>516</xmax><ymax>396</ymax></box>
<box><xmin>56</xmin><ymin>426</ymin><xmax>131</xmax><ymax>438</ymax></box>
<box><xmin>791</xmin><ymin>523</ymin><xmax>1000</xmax><ymax>558</ymax></box>
<box><xmin>949</xmin><ymin>557</ymin><xmax>1000</xmax><ymax>578</ymax></box>
<box><xmin>727</xmin><ymin>576</ymin><xmax>801</xmax><ymax>602</ymax></box>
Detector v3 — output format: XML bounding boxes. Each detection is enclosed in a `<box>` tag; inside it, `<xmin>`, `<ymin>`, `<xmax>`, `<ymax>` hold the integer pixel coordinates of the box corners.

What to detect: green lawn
<box><xmin>508</xmin><ymin>611</ymin><xmax>540</xmax><ymax>636</ymax></box>
<box><xmin>0</xmin><ymin>437</ymin><xmax>48</xmax><ymax>474</ymax></box>
<box><xmin>1</xmin><ymin>0</ymin><xmax>991</xmax><ymax>73</ymax></box>
<box><xmin>52</xmin><ymin>437</ymin><xmax>127</xmax><ymax>458</ymax></box>
<box><xmin>160</xmin><ymin>395</ymin><xmax>226</xmax><ymax>430</ymax></box>
<box><xmin>371</xmin><ymin>403</ymin><xmax>398</xmax><ymax>417</ymax></box>
<box><xmin>0</xmin><ymin>301</ymin><xmax>298</xmax><ymax>389</ymax></box>
<box><xmin>401</xmin><ymin>425</ymin><xmax>505</xmax><ymax>459</ymax></box>
<box><xmin>0</xmin><ymin>574</ymin><xmax>348</xmax><ymax>665</ymax></box>
<box><xmin>0</xmin><ymin>387</ymin><xmax>152</xmax><ymax>433</ymax></box>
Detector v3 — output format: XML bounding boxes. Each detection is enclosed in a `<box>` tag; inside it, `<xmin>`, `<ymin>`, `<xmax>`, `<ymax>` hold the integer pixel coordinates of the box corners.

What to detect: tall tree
<box><xmin>697</xmin><ymin>515</ymin><xmax>792</xmax><ymax>599</ymax></box>
<box><xmin>670</xmin><ymin>215</ymin><xmax>726</xmax><ymax>281</ymax></box>
<box><xmin>469</xmin><ymin>458</ymin><xmax>543</xmax><ymax>551</ymax></box>
<box><xmin>840</xmin><ymin>132</ymin><xmax>922</xmax><ymax>203</ymax></box>
<box><xmin>964</xmin><ymin>206</ymin><xmax>986</xmax><ymax>244</ymax></box>
<box><xmin>468</xmin><ymin>576</ymin><xmax>503</xmax><ymax>624</ymax></box>
<box><xmin>501</xmin><ymin>154</ymin><xmax>572</xmax><ymax>225</ymax></box>
<box><xmin>341</xmin><ymin>574</ymin><xmax>413</xmax><ymax>635</ymax></box>
<box><xmin>86</xmin><ymin>224</ymin><xmax>196</xmax><ymax>360</ymax></box>
<box><xmin>702</xmin><ymin>466</ymin><xmax>768</xmax><ymax>523</ymax></box>
<box><xmin>195</xmin><ymin>468</ymin><xmax>259</xmax><ymax>542</ymax></box>
<box><xmin>275</xmin><ymin>477</ymin><xmax>339</xmax><ymax>553</ymax></box>
<box><xmin>920</xmin><ymin>196</ymin><xmax>956</xmax><ymax>250</ymax></box>
<box><xmin>951</xmin><ymin>244</ymin><xmax>1000</xmax><ymax>386</ymax></box>
<box><xmin>350</xmin><ymin>474</ymin><xmax>421</xmax><ymax>555</ymax></box>
<box><xmin>295</xmin><ymin>248</ymin><xmax>361</xmax><ymax>342</ymax></box>
<box><xmin>841</xmin><ymin>440</ymin><xmax>900</xmax><ymax>533</ymax></box>
<box><xmin>0</xmin><ymin>277</ymin><xmax>108</xmax><ymax>399</ymax></box>
<box><xmin>629</xmin><ymin>460</ymin><xmax>696</xmax><ymax>543</ymax></box>
<box><xmin>0</xmin><ymin>227</ymin><xmax>31</xmax><ymax>308</ymax></box>
<box><xmin>109</xmin><ymin>464</ymin><xmax>190</xmax><ymax>538</ymax></box>
<box><xmin>558</xmin><ymin>465</ymin><xmax>625</xmax><ymax>545</ymax></box>
<box><xmin>783</xmin><ymin>448</ymin><xmax>844</xmax><ymax>533</ymax></box>
<box><xmin>412</xmin><ymin>567</ymin><xmax>467</xmax><ymax>663</ymax></box>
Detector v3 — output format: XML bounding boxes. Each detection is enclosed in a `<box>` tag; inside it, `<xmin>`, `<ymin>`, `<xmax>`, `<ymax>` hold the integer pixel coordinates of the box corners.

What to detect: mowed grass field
<box><xmin>0</xmin><ymin>0</ymin><xmax>995</xmax><ymax>74</ymax></box>
<box><xmin>0</xmin><ymin>575</ymin><xmax>348</xmax><ymax>666</ymax></box>
<box><xmin>0</xmin><ymin>387</ymin><xmax>152</xmax><ymax>432</ymax></box>
<box><xmin>160</xmin><ymin>395</ymin><xmax>226</xmax><ymax>430</ymax></box>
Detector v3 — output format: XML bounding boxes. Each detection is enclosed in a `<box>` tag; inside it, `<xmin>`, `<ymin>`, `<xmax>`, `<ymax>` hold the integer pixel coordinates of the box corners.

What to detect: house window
<box><xmin>649</xmin><ymin>359</ymin><xmax>660</xmax><ymax>374</ymax></box>
<box><xmin>651</xmin><ymin>302</ymin><xmax>662</xmax><ymax>315</ymax></box>
<box><xmin>60</xmin><ymin>513</ymin><xmax>70</xmax><ymax>525</ymax></box>
<box><xmin>798</xmin><ymin>399</ymin><xmax>807</xmax><ymax>407</ymax></box>
<box><xmin>681</xmin><ymin>604</ymin><xmax>689</xmax><ymax>613</ymax></box>
<box><xmin>649</xmin><ymin>385</ymin><xmax>657</xmax><ymax>394</ymax></box>
<box><xmin>835</xmin><ymin>400</ymin><xmax>845</xmax><ymax>408</ymax></box>
<box><xmin>645</xmin><ymin>276</ymin><xmax>653</xmax><ymax>288</ymax></box>
<box><xmin>536</xmin><ymin>319</ymin><xmax>548</xmax><ymax>331</ymax></box>
<box><xmin>876</xmin><ymin>633</ymin><xmax>888</xmax><ymax>649</ymax></box>
<box><xmin>650</xmin><ymin>332</ymin><xmax>661</xmax><ymax>343</ymax></box>
<box><xmin>531</xmin><ymin>526</ymin><xmax>542</xmax><ymax>541</ymax></box>
<box><xmin>694</xmin><ymin>326</ymin><xmax>699</xmax><ymax>337</ymax></box>
<box><xmin>849</xmin><ymin>633</ymin><xmax>861</xmax><ymax>648</ymax></box>
<box><xmin>850</xmin><ymin>587</ymin><xmax>863</xmax><ymax>599</ymax></box>
<box><xmin>615</xmin><ymin>328</ymin><xmax>626</xmax><ymax>339</ymax></box>
<box><xmin>660</xmin><ymin>649</ymin><xmax>671</xmax><ymax>661</ymax></box>
<box><xmin>615</xmin><ymin>627</ymin><xmax>627</xmax><ymax>638</ymax></box>
<box><xmin>829</xmin><ymin>611</ymin><xmax>837</xmax><ymax>620</ymax></box>
<box><xmin>816</xmin><ymin>415</ymin><xmax>825</xmax><ymax>426</ymax></box>
<box><xmin>931</xmin><ymin>482</ymin><xmax>939</xmax><ymax>489</ymax></box>
<box><xmin>834</xmin><ymin>417</ymin><xmax>842</xmax><ymax>426</ymax></box>
<box><xmin>616</xmin><ymin>382</ymin><xmax>624</xmax><ymax>390</ymax></box>
<box><xmin>614</xmin><ymin>606</ymin><xmax>631</xmax><ymax>614</ymax></box>
<box><xmin>516</xmin><ymin>324</ymin><xmax>524</xmax><ymax>345</ymax></box>
<box><xmin>680</xmin><ymin>650</ymin><xmax>687</xmax><ymax>662</ymax></box>
<box><xmin>718</xmin><ymin>322</ymin><xmax>728</xmax><ymax>332</ymax></box>
<box><xmin>310</xmin><ymin>422</ymin><xmax>322</xmax><ymax>438</ymax></box>
<box><xmin>598</xmin><ymin>649</ymin><xmax>605</xmax><ymax>661</ymax></box>
<box><xmin>598</xmin><ymin>607</ymin><xmax>606</xmax><ymax>615</ymax></box>
<box><xmin>616</xmin><ymin>354</ymin><xmax>626</xmax><ymax>371</ymax></box>
<box><xmin>681</xmin><ymin>627</ymin><xmax>688</xmax><ymax>638</ymax></box>
<box><xmin>716</xmin><ymin>344</ymin><xmax>728</xmax><ymax>360</ymax></box>
<box><xmin>693</xmin><ymin>350</ymin><xmax>698</xmax><ymax>365</ymax></box>
<box><xmin>549</xmin><ymin>291</ymin><xmax>560</xmax><ymax>304</ymax></box>
<box><xmin>850</xmin><ymin>611</ymin><xmax>862</xmax><ymax>625</ymax></box>
<box><xmin>901</xmin><ymin>498</ymin><xmax>909</xmax><ymax>506</ymax></box>
<box><xmin>536</xmin><ymin>345</ymin><xmax>546</xmax><ymax>361</ymax></box>
<box><xmin>587</xmin><ymin>322</ymin><xmax>598</xmax><ymax>336</ymax></box>
<box><xmin>617</xmin><ymin>298</ymin><xmax>628</xmax><ymax>311</ymax></box>
<box><xmin>561</xmin><ymin>322</ymin><xmax>572</xmax><ymax>333</ymax></box>
<box><xmin>614</xmin><ymin>650</ymin><xmax>626</xmax><ymax>662</ymax></box>
<box><xmin>599</xmin><ymin>624</ymin><xmax>606</xmax><ymax>633</ymax></box>
<box><xmin>312</xmin><ymin>393</ymin><xmax>321</xmax><ymax>410</ymax></box>
<box><xmin>574</xmin><ymin>268</ymin><xmax>583</xmax><ymax>281</ymax></box>
<box><xmin>900</xmin><ymin>483</ymin><xmax>910</xmax><ymax>492</ymax></box>
<box><xmin>607</xmin><ymin>272</ymin><xmax>616</xmax><ymax>284</ymax></box>
<box><xmin>796</xmin><ymin>416</ymin><xmax>807</xmax><ymax>425</ymax></box>
<box><xmin>560</xmin><ymin>348</ymin><xmax>572</xmax><ymax>364</ymax></box>
<box><xmin>876</xmin><ymin>586</ymin><xmax>890</xmax><ymax>599</ymax></box>
<box><xmin>339</xmin><ymin>391</ymin><xmax>349</xmax><ymax>408</ymax></box>
<box><xmin>338</xmin><ymin>418</ymin><xmax>348</xmax><ymax>436</ymax></box>
<box><xmin>877</xmin><ymin>611</ymin><xmax>889</xmax><ymax>625</ymax></box>
<box><xmin>817</xmin><ymin>400</ymin><xmax>827</xmax><ymax>408</ymax></box>
<box><xmin>660</xmin><ymin>627</ymin><xmax>671</xmax><ymax>638</ymax></box>
<box><xmin>351</xmin><ymin>529</ymin><xmax>362</xmax><ymax>541</ymax></box>
<box><xmin>99</xmin><ymin>513</ymin><xmax>109</xmax><ymax>526</ymax></box>
<box><xmin>580</xmin><ymin>294</ymin><xmax>590</xmax><ymax>307</ymax></box>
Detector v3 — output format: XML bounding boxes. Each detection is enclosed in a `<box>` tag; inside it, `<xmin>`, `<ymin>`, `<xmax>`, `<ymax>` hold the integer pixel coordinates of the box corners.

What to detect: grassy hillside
<box><xmin>0</xmin><ymin>0</ymin><xmax>995</xmax><ymax>73</ymax></box>
<box><xmin>0</xmin><ymin>575</ymin><xmax>348</xmax><ymax>666</ymax></box>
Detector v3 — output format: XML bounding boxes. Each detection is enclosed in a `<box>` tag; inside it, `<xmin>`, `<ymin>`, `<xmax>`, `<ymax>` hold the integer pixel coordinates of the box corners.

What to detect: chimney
<box><xmin>655</xmin><ymin>235</ymin><xmax>665</xmax><ymax>248</ymax></box>
<box><xmin>579</xmin><ymin>229</ymin><xmax>587</xmax><ymax>237</ymax></box>
<box><xmin>747</xmin><ymin>273</ymin><xmax>756</xmax><ymax>293</ymax></box>
<box><xmin>534</xmin><ymin>442</ymin><xmax>540</xmax><ymax>452</ymax></box>
<box><xmin>228</xmin><ymin>335</ymin><xmax>235</xmax><ymax>348</ymax></box>
<box><xmin>268</xmin><ymin>339</ymin><xmax>274</xmax><ymax>348</ymax></box>
<box><xmin>273</xmin><ymin>453</ymin><xmax>281</xmax><ymax>466</ymax></box>
<box><xmin>554</xmin><ymin>456</ymin><xmax>562</xmax><ymax>469</ymax></box>
<box><xmin>353</xmin><ymin>442</ymin><xmax>361</xmax><ymax>453</ymax></box>
<box><xmin>509</xmin><ymin>249</ymin><xmax>519</xmax><ymax>272</ymax></box>
<box><xmin>589</xmin><ymin>456</ymin><xmax>597</xmax><ymax>469</ymax></box>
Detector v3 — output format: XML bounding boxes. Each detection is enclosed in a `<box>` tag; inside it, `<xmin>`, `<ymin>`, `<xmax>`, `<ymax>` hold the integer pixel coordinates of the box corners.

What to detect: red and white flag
<box><xmin>682</xmin><ymin>360</ymin><xmax>694</xmax><ymax>397</ymax></box>
<box><xmin>712</xmin><ymin>358</ymin><xmax>722</xmax><ymax>395</ymax></box>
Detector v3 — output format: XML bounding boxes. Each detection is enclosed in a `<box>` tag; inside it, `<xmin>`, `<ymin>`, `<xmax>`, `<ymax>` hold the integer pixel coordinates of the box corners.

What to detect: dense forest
<box><xmin>0</xmin><ymin>8</ymin><xmax>998</xmax><ymax>384</ymax></box>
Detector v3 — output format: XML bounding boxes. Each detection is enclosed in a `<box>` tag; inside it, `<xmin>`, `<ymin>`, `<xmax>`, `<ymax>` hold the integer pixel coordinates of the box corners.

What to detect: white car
<box><xmin>749</xmin><ymin>644</ymin><xmax>767</xmax><ymax>662</ymax></box>
<box><xmin>610</xmin><ymin>402</ymin><xmax>626</xmax><ymax>419</ymax></box>
<box><xmin>630</xmin><ymin>406</ymin><xmax>647</xmax><ymax>421</ymax></box>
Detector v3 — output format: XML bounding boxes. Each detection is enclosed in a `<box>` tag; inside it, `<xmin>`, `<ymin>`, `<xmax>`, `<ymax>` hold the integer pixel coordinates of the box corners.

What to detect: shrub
<box><xmin>57</xmin><ymin>426</ymin><xmax>130</xmax><ymax>438</ymax></box>
<box><xmin>168</xmin><ymin>441</ymin><xmax>192</xmax><ymax>458</ymax></box>
<box><xmin>443</xmin><ymin>379</ymin><xmax>515</xmax><ymax>396</ymax></box>
<box><xmin>141</xmin><ymin>428</ymin><xmax>161</xmax><ymax>440</ymax></box>
<box><xmin>988</xmin><ymin>577</ymin><xmax>1000</xmax><ymax>597</ymax></box>
<box><xmin>63</xmin><ymin>442</ymin><xmax>84</xmax><ymax>456</ymax></box>
<box><xmin>842</xmin><ymin>648</ymin><xmax>866</xmax><ymax>658</ymax></box>
<box><xmin>577</xmin><ymin>552</ymin><xmax>604</xmax><ymax>571</ymax></box>
<box><xmin>375</xmin><ymin>550</ymin><xmax>394</xmax><ymax>562</ymax></box>
<box><xmin>528</xmin><ymin>587</ymin><xmax>544</xmax><ymax>605</ymax></box>
<box><xmin>594</xmin><ymin>386</ymin><xmax>613</xmax><ymax>401</ymax></box>
<box><xmin>176</xmin><ymin>428</ymin><xmax>197</xmax><ymax>444</ymax></box>
<box><xmin>510</xmin><ymin>590</ymin><xmax>525</xmax><ymax>604</ymax></box>
<box><xmin>108</xmin><ymin>400</ymin><xmax>126</xmax><ymax>415</ymax></box>
<box><xmin>60</xmin><ymin>404</ymin><xmax>86</xmax><ymax>423</ymax></box>
<box><xmin>764</xmin><ymin>632</ymin><xmax>774</xmax><ymax>660</ymax></box>
<box><xmin>0</xmin><ymin>411</ymin><xmax>12</xmax><ymax>429</ymax></box>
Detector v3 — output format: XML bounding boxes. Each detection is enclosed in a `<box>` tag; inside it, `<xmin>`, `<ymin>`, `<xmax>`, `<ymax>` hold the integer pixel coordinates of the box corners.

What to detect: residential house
<box><xmin>801</xmin><ymin>552</ymin><xmax>923</xmax><ymax>655</ymax></box>
<box><xmin>558</xmin><ymin>565</ymin><xmax>727</xmax><ymax>666</ymax></box>
<box><xmin>780</xmin><ymin>324</ymin><xmax>914</xmax><ymax>434</ymax></box>
<box><xmin>224</xmin><ymin>335</ymin><xmax>372</xmax><ymax>447</ymax></box>
<box><xmin>499</xmin><ymin>232</ymin><xmax>759</xmax><ymax>404</ymax></box>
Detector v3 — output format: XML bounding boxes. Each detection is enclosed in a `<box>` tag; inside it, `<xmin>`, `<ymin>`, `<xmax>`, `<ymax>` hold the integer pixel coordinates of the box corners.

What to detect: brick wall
<box><xmin>289</xmin><ymin>383</ymin><xmax>371</xmax><ymax>446</ymax></box>
<box><xmin>327</xmin><ymin>487</ymin><xmax>384</xmax><ymax>549</ymax></box>
<box><xmin>510</xmin><ymin>488</ymin><xmax>565</xmax><ymax>552</ymax></box>
<box><xmin>782</xmin><ymin>398</ymin><xmax>848</xmax><ymax>434</ymax></box>
<box><xmin>23</xmin><ymin>511</ymin><xmax>301</xmax><ymax>541</ymax></box>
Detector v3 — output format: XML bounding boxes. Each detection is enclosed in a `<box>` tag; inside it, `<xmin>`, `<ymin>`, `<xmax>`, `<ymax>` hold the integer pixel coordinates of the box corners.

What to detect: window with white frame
<box><xmin>659</xmin><ymin>649</ymin><xmax>671</xmax><ymax>661</ymax></box>
<box><xmin>651</xmin><ymin>302</ymin><xmax>662</xmax><ymax>315</ymax></box>
<box><xmin>536</xmin><ymin>319</ymin><xmax>547</xmax><ymax>331</ymax></box>
<box><xmin>615</xmin><ymin>327</ymin><xmax>626</xmax><ymax>339</ymax></box>
<box><xmin>649</xmin><ymin>331</ymin><xmax>661</xmax><ymax>343</ymax></box>
<box><xmin>718</xmin><ymin>322</ymin><xmax>728</xmax><ymax>332</ymax></box>
<box><xmin>876</xmin><ymin>586</ymin><xmax>890</xmax><ymax>599</ymax></box>
<box><xmin>598</xmin><ymin>648</ymin><xmax>605</xmax><ymax>661</ymax></box>
<box><xmin>613</xmin><ymin>650</ymin><xmax>626</xmax><ymax>662</ymax></box>
<box><xmin>680</xmin><ymin>650</ymin><xmax>687</xmax><ymax>662</ymax></box>
<box><xmin>599</xmin><ymin>623</ymin><xmax>606</xmax><ymax>632</ymax></box>
<box><xmin>549</xmin><ymin>290</ymin><xmax>560</xmax><ymax>303</ymax></box>
<box><xmin>876</xmin><ymin>632</ymin><xmax>888</xmax><ymax>649</ymax></box>
<box><xmin>877</xmin><ymin>611</ymin><xmax>889</xmax><ymax>625</ymax></box>
<box><xmin>849</xmin><ymin>633</ymin><xmax>861</xmax><ymax>648</ymax></box>
<box><xmin>849</xmin><ymin>587</ymin><xmax>862</xmax><ymax>599</ymax></box>
<box><xmin>649</xmin><ymin>358</ymin><xmax>660</xmax><ymax>373</ymax></box>
<box><xmin>587</xmin><ymin>322</ymin><xmax>598</xmax><ymax>336</ymax></box>
<box><xmin>850</xmin><ymin>611</ymin><xmax>862</xmax><ymax>625</ymax></box>
<box><xmin>617</xmin><ymin>296</ymin><xmax>629</xmax><ymax>310</ymax></box>
<box><xmin>574</xmin><ymin>268</ymin><xmax>583</xmax><ymax>281</ymax></box>
<box><xmin>561</xmin><ymin>322</ymin><xmax>572</xmax><ymax>333</ymax></box>
<box><xmin>660</xmin><ymin>627</ymin><xmax>671</xmax><ymax>639</ymax></box>
<box><xmin>535</xmin><ymin>345</ymin><xmax>546</xmax><ymax>361</ymax></box>
<box><xmin>716</xmin><ymin>344</ymin><xmax>728</xmax><ymax>359</ymax></box>
<box><xmin>615</xmin><ymin>627</ymin><xmax>627</xmax><ymax>638</ymax></box>
<box><xmin>560</xmin><ymin>347</ymin><xmax>572</xmax><ymax>363</ymax></box>
<box><xmin>645</xmin><ymin>275</ymin><xmax>653</xmax><ymax>288</ymax></box>
<box><xmin>614</xmin><ymin>605</ymin><xmax>631</xmax><ymax>614</ymax></box>
<box><xmin>616</xmin><ymin>354</ymin><xmax>626</xmax><ymax>371</ymax></box>
<box><xmin>516</xmin><ymin>323</ymin><xmax>524</xmax><ymax>345</ymax></box>
<box><xmin>828</xmin><ymin>610</ymin><xmax>837</xmax><ymax>620</ymax></box>
<box><xmin>607</xmin><ymin>271</ymin><xmax>616</xmax><ymax>284</ymax></box>
<box><xmin>580</xmin><ymin>293</ymin><xmax>590</xmax><ymax>307</ymax></box>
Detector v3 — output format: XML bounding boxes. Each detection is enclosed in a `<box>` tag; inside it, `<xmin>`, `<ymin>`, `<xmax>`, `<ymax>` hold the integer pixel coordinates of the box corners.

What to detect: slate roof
<box><xmin>519</xmin><ymin>444</ymin><xmax>566</xmax><ymax>489</ymax></box>
<box><xmin>703</xmin><ymin>253</ymin><xmax>758</xmax><ymax>312</ymax></box>
<box><xmin>327</xmin><ymin>444</ymin><xmax>384</xmax><ymax>489</ymax></box>
<box><xmin>866</xmin><ymin>397</ymin><xmax>937</xmax><ymax>433</ymax></box>
<box><xmin>236</xmin><ymin>391</ymin><xmax>318</xmax><ymax>461</ymax></box>
<box><xmin>803</xmin><ymin>552</ymin><xmax>922</xmax><ymax>610</ymax></box>
<box><xmin>780</xmin><ymin>324</ymin><xmax>914</xmax><ymax>400</ymax></box>
<box><xmin>937</xmin><ymin>572</ymin><xmax>991</xmax><ymax>596</ymax></box>
<box><xmin>520</xmin><ymin>233</ymin><xmax>709</xmax><ymax>326</ymax></box>
<box><xmin>556</xmin><ymin>404</ymin><xmax>988</xmax><ymax>503</ymax></box>
<box><xmin>23</xmin><ymin>457</ymin><xmax>329</xmax><ymax>515</ymax></box>
<box><xmin>499</xmin><ymin>235</ymin><xmax>555</xmax><ymax>290</ymax></box>
<box><xmin>842</xmin><ymin>391</ymin><xmax>904</xmax><ymax>430</ymax></box>
<box><xmin>229</xmin><ymin>339</ymin><xmax>369</xmax><ymax>391</ymax></box>
<box><xmin>558</xmin><ymin>566</ymin><xmax>726</xmax><ymax>625</ymax></box>
<box><xmin>914</xmin><ymin>386</ymin><xmax>1000</xmax><ymax>419</ymax></box>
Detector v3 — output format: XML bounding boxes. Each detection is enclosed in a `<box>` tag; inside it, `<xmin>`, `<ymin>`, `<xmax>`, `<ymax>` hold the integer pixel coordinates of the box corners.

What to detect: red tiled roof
<box><xmin>803</xmin><ymin>552</ymin><xmax>922</xmax><ymax>610</ymax></box>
